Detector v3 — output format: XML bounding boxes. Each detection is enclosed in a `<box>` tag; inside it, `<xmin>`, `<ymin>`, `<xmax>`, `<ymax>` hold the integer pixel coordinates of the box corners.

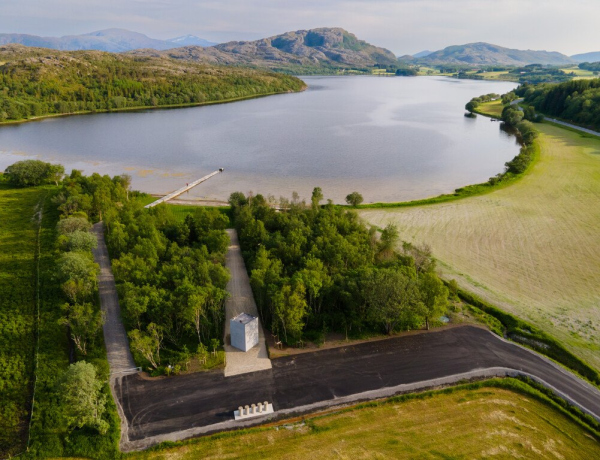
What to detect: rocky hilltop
<box><xmin>134</xmin><ymin>28</ymin><xmax>398</xmax><ymax>71</ymax></box>
<box><xmin>403</xmin><ymin>42</ymin><xmax>574</xmax><ymax>67</ymax></box>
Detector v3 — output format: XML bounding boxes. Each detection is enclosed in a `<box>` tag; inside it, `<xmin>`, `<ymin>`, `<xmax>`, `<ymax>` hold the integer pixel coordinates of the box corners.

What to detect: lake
<box><xmin>0</xmin><ymin>76</ymin><xmax>518</xmax><ymax>203</ymax></box>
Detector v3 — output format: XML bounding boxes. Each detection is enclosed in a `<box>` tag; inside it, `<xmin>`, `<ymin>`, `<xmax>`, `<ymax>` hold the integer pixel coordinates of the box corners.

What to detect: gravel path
<box><xmin>223</xmin><ymin>229</ymin><xmax>271</xmax><ymax>377</ymax></box>
<box><xmin>92</xmin><ymin>222</ymin><xmax>137</xmax><ymax>375</ymax></box>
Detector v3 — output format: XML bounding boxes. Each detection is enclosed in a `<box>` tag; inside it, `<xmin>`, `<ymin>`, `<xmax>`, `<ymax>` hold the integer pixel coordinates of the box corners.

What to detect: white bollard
<box><xmin>245</xmin><ymin>405</ymin><xmax>250</xmax><ymax>416</ymax></box>
<box><xmin>251</xmin><ymin>404</ymin><xmax>256</xmax><ymax>414</ymax></box>
<box><xmin>257</xmin><ymin>402</ymin><xmax>263</xmax><ymax>413</ymax></box>
<box><xmin>238</xmin><ymin>406</ymin><xmax>243</xmax><ymax>416</ymax></box>
<box><xmin>264</xmin><ymin>401</ymin><xmax>269</xmax><ymax>411</ymax></box>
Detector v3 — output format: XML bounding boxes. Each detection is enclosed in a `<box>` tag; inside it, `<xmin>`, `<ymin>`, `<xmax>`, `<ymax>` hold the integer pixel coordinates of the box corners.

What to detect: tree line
<box><xmin>229</xmin><ymin>189</ymin><xmax>449</xmax><ymax>344</ymax></box>
<box><xmin>515</xmin><ymin>78</ymin><xmax>600</xmax><ymax>131</ymax></box>
<box><xmin>0</xmin><ymin>47</ymin><xmax>305</xmax><ymax>122</ymax></box>
<box><xmin>578</xmin><ymin>62</ymin><xmax>600</xmax><ymax>73</ymax></box>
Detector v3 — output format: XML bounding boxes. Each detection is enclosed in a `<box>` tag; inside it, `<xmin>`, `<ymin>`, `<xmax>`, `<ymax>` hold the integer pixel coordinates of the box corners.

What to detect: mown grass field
<box><xmin>129</xmin><ymin>383</ymin><xmax>600</xmax><ymax>459</ymax></box>
<box><xmin>361</xmin><ymin>124</ymin><xmax>600</xmax><ymax>370</ymax></box>
<box><xmin>561</xmin><ymin>66</ymin><xmax>597</xmax><ymax>79</ymax></box>
<box><xmin>476</xmin><ymin>99</ymin><xmax>504</xmax><ymax>117</ymax></box>
<box><xmin>0</xmin><ymin>182</ymin><xmax>46</xmax><ymax>457</ymax></box>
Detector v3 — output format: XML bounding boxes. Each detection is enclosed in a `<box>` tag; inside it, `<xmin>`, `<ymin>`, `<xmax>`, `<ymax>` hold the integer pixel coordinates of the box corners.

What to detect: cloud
<box><xmin>0</xmin><ymin>0</ymin><xmax>597</xmax><ymax>55</ymax></box>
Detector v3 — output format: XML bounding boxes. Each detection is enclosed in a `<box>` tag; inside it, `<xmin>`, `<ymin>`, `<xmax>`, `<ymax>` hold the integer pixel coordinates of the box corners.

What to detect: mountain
<box><xmin>571</xmin><ymin>51</ymin><xmax>600</xmax><ymax>63</ymax></box>
<box><xmin>409</xmin><ymin>42</ymin><xmax>574</xmax><ymax>66</ymax></box>
<box><xmin>138</xmin><ymin>28</ymin><xmax>398</xmax><ymax>71</ymax></box>
<box><xmin>167</xmin><ymin>35</ymin><xmax>217</xmax><ymax>47</ymax></box>
<box><xmin>413</xmin><ymin>50</ymin><xmax>432</xmax><ymax>58</ymax></box>
<box><xmin>0</xmin><ymin>29</ymin><xmax>216</xmax><ymax>52</ymax></box>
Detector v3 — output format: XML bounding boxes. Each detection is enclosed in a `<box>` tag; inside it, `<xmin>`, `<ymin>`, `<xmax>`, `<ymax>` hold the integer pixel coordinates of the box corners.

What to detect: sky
<box><xmin>0</xmin><ymin>0</ymin><xmax>598</xmax><ymax>56</ymax></box>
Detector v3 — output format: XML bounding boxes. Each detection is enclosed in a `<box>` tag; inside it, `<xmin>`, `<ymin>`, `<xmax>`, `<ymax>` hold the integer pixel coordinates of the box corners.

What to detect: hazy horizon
<box><xmin>0</xmin><ymin>0</ymin><xmax>598</xmax><ymax>56</ymax></box>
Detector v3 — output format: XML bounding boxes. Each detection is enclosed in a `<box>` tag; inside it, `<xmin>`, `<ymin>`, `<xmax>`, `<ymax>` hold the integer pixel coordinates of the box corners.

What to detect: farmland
<box><xmin>128</xmin><ymin>381</ymin><xmax>600</xmax><ymax>459</ymax></box>
<box><xmin>361</xmin><ymin>123</ymin><xmax>600</xmax><ymax>370</ymax></box>
<box><xmin>0</xmin><ymin>181</ymin><xmax>46</xmax><ymax>457</ymax></box>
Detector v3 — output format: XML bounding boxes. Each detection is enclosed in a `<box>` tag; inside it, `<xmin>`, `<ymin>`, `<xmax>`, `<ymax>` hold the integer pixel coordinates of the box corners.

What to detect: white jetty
<box><xmin>144</xmin><ymin>168</ymin><xmax>224</xmax><ymax>208</ymax></box>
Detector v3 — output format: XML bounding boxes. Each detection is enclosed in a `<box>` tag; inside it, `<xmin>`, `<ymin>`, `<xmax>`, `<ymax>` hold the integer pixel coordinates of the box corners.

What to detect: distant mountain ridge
<box><xmin>403</xmin><ymin>42</ymin><xmax>575</xmax><ymax>66</ymax></box>
<box><xmin>412</xmin><ymin>50</ymin><xmax>432</xmax><ymax>58</ymax></box>
<box><xmin>570</xmin><ymin>51</ymin><xmax>600</xmax><ymax>63</ymax></box>
<box><xmin>167</xmin><ymin>35</ymin><xmax>217</xmax><ymax>47</ymax></box>
<box><xmin>0</xmin><ymin>28</ymin><xmax>217</xmax><ymax>52</ymax></box>
<box><xmin>133</xmin><ymin>27</ymin><xmax>398</xmax><ymax>70</ymax></box>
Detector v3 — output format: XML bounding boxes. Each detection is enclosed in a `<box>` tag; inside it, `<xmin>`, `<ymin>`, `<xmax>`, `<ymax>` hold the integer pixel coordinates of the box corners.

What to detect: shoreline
<box><xmin>0</xmin><ymin>86</ymin><xmax>307</xmax><ymax>127</ymax></box>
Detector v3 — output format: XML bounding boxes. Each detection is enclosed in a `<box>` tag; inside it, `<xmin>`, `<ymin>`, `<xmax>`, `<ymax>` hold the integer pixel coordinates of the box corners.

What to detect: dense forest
<box><xmin>50</xmin><ymin>168</ymin><xmax>231</xmax><ymax>373</ymax></box>
<box><xmin>0</xmin><ymin>45</ymin><xmax>305</xmax><ymax>122</ymax></box>
<box><xmin>108</xmin><ymin>205</ymin><xmax>230</xmax><ymax>373</ymax></box>
<box><xmin>516</xmin><ymin>78</ymin><xmax>600</xmax><ymax>131</ymax></box>
<box><xmin>230</xmin><ymin>190</ymin><xmax>449</xmax><ymax>344</ymax></box>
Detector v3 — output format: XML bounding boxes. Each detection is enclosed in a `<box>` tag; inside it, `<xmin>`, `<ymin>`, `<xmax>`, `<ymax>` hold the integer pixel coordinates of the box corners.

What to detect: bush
<box><xmin>65</xmin><ymin>230</ymin><xmax>98</xmax><ymax>252</ymax></box>
<box><xmin>57</xmin><ymin>217</ymin><xmax>92</xmax><ymax>235</ymax></box>
<box><xmin>4</xmin><ymin>160</ymin><xmax>64</xmax><ymax>187</ymax></box>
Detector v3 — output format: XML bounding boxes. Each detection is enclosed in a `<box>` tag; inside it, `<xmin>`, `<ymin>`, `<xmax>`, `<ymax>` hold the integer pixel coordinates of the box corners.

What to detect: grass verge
<box><xmin>455</xmin><ymin>286</ymin><xmax>600</xmax><ymax>386</ymax></box>
<box><xmin>0</xmin><ymin>182</ymin><xmax>46</xmax><ymax>457</ymax></box>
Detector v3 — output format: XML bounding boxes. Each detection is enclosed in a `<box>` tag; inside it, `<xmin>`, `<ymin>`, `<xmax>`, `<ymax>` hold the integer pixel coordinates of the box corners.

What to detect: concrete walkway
<box><xmin>92</xmin><ymin>222</ymin><xmax>137</xmax><ymax>375</ymax></box>
<box><xmin>223</xmin><ymin>229</ymin><xmax>272</xmax><ymax>377</ymax></box>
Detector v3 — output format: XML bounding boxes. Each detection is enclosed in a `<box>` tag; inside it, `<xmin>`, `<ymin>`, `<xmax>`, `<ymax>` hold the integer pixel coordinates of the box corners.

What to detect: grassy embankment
<box><xmin>0</xmin><ymin>180</ymin><xmax>120</xmax><ymax>458</ymax></box>
<box><xmin>0</xmin><ymin>182</ymin><xmax>46</xmax><ymax>457</ymax></box>
<box><xmin>361</xmin><ymin>122</ymin><xmax>600</xmax><ymax>372</ymax></box>
<box><xmin>129</xmin><ymin>379</ymin><xmax>600</xmax><ymax>459</ymax></box>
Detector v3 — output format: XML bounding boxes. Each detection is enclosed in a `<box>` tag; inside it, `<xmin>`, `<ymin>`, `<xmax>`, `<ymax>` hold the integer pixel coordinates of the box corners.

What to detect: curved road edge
<box><xmin>118</xmin><ymin>365</ymin><xmax>599</xmax><ymax>452</ymax></box>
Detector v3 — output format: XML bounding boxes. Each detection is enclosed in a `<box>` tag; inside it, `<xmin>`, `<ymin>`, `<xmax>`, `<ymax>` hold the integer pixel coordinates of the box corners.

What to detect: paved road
<box><xmin>510</xmin><ymin>98</ymin><xmax>600</xmax><ymax>137</ymax></box>
<box><xmin>223</xmin><ymin>229</ymin><xmax>271</xmax><ymax>377</ymax></box>
<box><xmin>544</xmin><ymin>117</ymin><xmax>600</xmax><ymax>137</ymax></box>
<box><xmin>92</xmin><ymin>223</ymin><xmax>136</xmax><ymax>374</ymax></box>
<box><xmin>117</xmin><ymin>325</ymin><xmax>600</xmax><ymax>450</ymax></box>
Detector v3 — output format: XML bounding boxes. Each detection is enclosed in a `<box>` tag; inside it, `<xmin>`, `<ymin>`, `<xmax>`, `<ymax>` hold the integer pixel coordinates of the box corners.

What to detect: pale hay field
<box><xmin>362</xmin><ymin>124</ymin><xmax>600</xmax><ymax>369</ymax></box>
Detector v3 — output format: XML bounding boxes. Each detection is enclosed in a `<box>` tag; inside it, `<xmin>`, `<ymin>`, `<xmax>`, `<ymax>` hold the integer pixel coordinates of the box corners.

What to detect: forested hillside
<box><xmin>516</xmin><ymin>79</ymin><xmax>600</xmax><ymax>130</ymax></box>
<box><xmin>0</xmin><ymin>45</ymin><xmax>305</xmax><ymax>123</ymax></box>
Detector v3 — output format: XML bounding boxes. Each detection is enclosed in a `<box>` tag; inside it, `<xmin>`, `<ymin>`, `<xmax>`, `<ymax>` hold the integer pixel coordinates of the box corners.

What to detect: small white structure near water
<box><xmin>230</xmin><ymin>313</ymin><xmax>259</xmax><ymax>352</ymax></box>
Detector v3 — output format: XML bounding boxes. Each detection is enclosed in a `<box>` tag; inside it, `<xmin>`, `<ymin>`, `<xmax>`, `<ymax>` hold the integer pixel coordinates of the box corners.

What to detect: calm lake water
<box><xmin>0</xmin><ymin>76</ymin><xmax>518</xmax><ymax>203</ymax></box>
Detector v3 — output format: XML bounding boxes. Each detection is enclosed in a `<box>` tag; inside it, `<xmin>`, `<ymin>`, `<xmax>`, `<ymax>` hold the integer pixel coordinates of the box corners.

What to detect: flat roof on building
<box><xmin>231</xmin><ymin>313</ymin><xmax>257</xmax><ymax>325</ymax></box>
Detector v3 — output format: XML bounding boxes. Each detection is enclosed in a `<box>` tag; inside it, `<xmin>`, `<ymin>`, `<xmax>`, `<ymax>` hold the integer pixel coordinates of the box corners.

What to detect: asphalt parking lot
<box><xmin>117</xmin><ymin>325</ymin><xmax>600</xmax><ymax>445</ymax></box>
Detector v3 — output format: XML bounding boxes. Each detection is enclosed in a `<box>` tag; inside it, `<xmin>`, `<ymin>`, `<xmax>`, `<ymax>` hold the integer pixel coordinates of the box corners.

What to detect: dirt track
<box><xmin>116</xmin><ymin>325</ymin><xmax>600</xmax><ymax>450</ymax></box>
<box><xmin>92</xmin><ymin>222</ymin><xmax>136</xmax><ymax>374</ymax></box>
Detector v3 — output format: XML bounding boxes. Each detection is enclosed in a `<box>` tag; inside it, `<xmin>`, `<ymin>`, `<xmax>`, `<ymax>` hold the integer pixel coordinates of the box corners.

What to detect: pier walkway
<box><xmin>145</xmin><ymin>169</ymin><xmax>223</xmax><ymax>208</ymax></box>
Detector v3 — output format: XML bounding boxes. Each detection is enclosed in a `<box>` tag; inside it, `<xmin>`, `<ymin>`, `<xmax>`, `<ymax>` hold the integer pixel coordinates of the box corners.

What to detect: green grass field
<box><xmin>361</xmin><ymin>123</ymin><xmax>600</xmax><ymax>370</ymax></box>
<box><xmin>0</xmin><ymin>182</ymin><xmax>46</xmax><ymax>457</ymax></box>
<box><xmin>129</xmin><ymin>381</ymin><xmax>600</xmax><ymax>459</ymax></box>
<box><xmin>561</xmin><ymin>67</ymin><xmax>597</xmax><ymax>79</ymax></box>
<box><xmin>476</xmin><ymin>99</ymin><xmax>504</xmax><ymax>117</ymax></box>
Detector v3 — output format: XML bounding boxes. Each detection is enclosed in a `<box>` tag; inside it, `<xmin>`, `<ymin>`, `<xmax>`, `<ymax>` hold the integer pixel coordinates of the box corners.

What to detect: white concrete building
<box><xmin>230</xmin><ymin>313</ymin><xmax>259</xmax><ymax>352</ymax></box>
